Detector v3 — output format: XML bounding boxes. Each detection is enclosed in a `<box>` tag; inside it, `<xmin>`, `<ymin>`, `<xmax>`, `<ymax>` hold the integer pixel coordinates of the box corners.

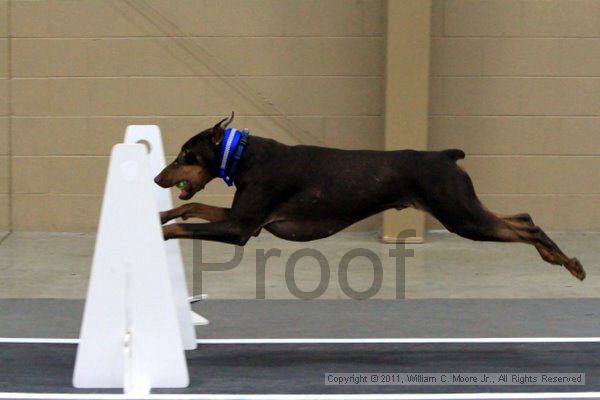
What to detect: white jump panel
<box><xmin>73</xmin><ymin>144</ymin><xmax>189</xmax><ymax>391</ymax></box>
<box><xmin>124</xmin><ymin>125</ymin><xmax>201</xmax><ymax>350</ymax></box>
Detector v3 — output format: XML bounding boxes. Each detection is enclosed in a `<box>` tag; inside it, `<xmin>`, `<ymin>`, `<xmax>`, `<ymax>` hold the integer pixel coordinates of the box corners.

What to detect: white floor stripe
<box><xmin>0</xmin><ymin>338</ymin><xmax>79</xmax><ymax>344</ymax></box>
<box><xmin>1</xmin><ymin>392</ymin><xmax>600</xmax><ymax>399</ymax></box>
<box><xmin>2</xmin><ymin>337</ymin><xmax>600</xmax><ymax>344</ymax></box>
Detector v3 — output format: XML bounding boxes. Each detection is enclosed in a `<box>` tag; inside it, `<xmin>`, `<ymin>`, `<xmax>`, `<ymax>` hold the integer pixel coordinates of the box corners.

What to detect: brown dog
<box><xmin>155</xmin><ymin>114</ymin><xmax>585</xmax><ymax>281</ymax></box>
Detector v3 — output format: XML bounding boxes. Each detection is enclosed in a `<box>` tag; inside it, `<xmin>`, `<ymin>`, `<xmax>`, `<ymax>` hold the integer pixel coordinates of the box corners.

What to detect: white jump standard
<box><xmin>73</xmin><ymin>126</ymin><xmax>207</xmax><ymax>393</ymax></box>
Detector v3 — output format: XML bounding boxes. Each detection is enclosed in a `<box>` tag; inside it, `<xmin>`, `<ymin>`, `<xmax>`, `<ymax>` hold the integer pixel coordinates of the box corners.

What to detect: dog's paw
<box><xmin>565</xmin><ymin>258</ymin><xmax>586</xmax><ymax>281</ymax></box>
<box><xmin>162</xmin><ymin>224</ymin><xmax>176</xmax><ymax>240</ymax></box>
<box><xmin>160</xmin><ymin>211</ymin><xmax>170</xmax><ymax>225</ymax></box>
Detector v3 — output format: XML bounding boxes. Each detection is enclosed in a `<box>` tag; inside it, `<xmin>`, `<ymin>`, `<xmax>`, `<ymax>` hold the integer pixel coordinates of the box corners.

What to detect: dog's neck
<box><xmin>217</xmin><ymin>128</ymin><xmax>250</xmax><ymax>186</ymax></box>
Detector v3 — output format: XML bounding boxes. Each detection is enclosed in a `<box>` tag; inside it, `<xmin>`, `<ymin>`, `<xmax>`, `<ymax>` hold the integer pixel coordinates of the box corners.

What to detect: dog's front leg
<box><xmin>163</xmin><ymin>220</ymin><xmax>257</xmax><ymax>246</ymax></box>
<box><xmin>160</xmin><ymin>203</ymin><xmax>230</xmax><ymax>224</ymax></box>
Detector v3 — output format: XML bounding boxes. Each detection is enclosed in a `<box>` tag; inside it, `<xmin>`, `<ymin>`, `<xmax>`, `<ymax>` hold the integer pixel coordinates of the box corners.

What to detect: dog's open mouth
<box><xmin>176</xmin><ymin>180</ymin><xmax>194</xmax><ymax>200</ymax></box>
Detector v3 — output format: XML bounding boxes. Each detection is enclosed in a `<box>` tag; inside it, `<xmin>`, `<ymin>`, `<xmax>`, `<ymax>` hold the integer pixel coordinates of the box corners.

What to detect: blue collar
<box><xmin>219</xmin><ymin>128</ymin><xmax>249</xmax><ymax>186</ymax></box>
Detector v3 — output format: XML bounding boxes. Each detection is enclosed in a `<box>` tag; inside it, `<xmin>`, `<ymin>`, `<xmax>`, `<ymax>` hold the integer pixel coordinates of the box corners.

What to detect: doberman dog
<box><xmin>155</xmin><ymin>113</ymin><xmax>585</xmax><ymax>281</ymax></box>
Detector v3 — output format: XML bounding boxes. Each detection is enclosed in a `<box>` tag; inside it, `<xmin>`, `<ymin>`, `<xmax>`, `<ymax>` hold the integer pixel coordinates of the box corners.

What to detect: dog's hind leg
<box><xmin>423</xmin><ymin>164</ymin><xmax>585</xmax><ymax>280</ymax></box>
<box><xmin>497</xmin><ymin>213</ymin><xmax>585</xmax><ymax>280</ymax></box>
<box><xmin>160</xmin><ymin>203</ymin><xmax>229</xmax><ymax>224</ymax></box>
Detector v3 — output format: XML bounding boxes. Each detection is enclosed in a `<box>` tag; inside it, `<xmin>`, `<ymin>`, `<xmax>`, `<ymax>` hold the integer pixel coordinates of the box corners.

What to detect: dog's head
<box><xmin>154</xmin><ymin>113</ymin><xmax>234</xmax><ymax>200</ymax></box>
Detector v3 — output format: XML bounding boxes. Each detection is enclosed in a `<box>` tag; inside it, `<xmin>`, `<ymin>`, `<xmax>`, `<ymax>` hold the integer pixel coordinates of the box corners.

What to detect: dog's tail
<box><xmin>441</xmin><ymin>148</ymin><xmax>465</xmax><ymax>161</ymax></box>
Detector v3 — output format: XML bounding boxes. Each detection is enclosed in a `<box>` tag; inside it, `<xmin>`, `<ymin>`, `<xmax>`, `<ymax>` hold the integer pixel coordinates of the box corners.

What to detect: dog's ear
<box><xmin>211</xmin><ymin>111</ymin><xmax>235</xmax><ymax>145</ymax></box>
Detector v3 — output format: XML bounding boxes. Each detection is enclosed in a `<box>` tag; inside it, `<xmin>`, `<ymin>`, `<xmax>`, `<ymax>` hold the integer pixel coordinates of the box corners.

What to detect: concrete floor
<box><xmin>1</xmin><ymin>230</ymin><xmax>599</xmax><ymax>395</ymax></box>
<box><xmin>0</xmin><ymin>230</ymin><xmax>597</xmax><ymax>299</ymax></box>
<box><xmin>3</xmin><ymin>298</ymin><xmax>600</xmax><ymax>339</ymax></box>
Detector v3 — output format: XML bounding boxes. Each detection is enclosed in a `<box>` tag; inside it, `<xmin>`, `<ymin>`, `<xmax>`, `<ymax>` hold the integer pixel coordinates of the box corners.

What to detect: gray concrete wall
<box><xmin>427</xmin><ymin>0</ymin><xmax>600</xmax><ymax>231</ymax></box>
<box><xmin>3</xmin><ymin>0</ymin><xmax>385</xmax><ymax>231</ymax></box>
<box><xmin>0</xmin><ymin>0</ymin><xmax>598</xmax><ymax>233</ymax></box>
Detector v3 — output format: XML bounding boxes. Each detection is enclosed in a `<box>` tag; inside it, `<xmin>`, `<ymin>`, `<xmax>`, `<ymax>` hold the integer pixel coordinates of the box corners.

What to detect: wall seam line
<box><xmin>6</xmin><ymin>0</ymin><xmax>12</xmax><ymax>232</ymax></box>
